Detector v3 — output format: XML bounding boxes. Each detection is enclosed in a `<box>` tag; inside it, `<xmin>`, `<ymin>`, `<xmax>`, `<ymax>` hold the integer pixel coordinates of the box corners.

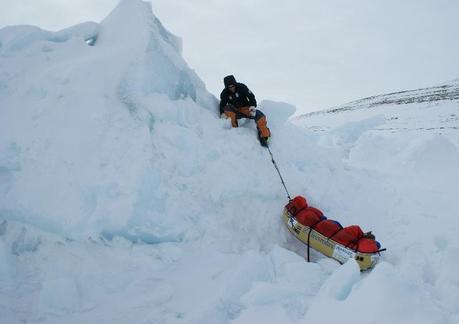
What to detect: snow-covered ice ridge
<box><xmin>0</xmin><ymin>0</ymin><xmax>217</xmax><ymax>241</ymax></box>
<box><xmin>294</xmin><ymin>80</ymin><xmax>459</xmax><ymax>144</ymax></box>
<box><xmin>298</xmin><ymin>79</ymin><xmax>459</xmax><ymax>116</ymax></box>
<box><xmin>1</xmin><ymin>0</ymin><xmax>459</xmax><ymax>323</ymax></box>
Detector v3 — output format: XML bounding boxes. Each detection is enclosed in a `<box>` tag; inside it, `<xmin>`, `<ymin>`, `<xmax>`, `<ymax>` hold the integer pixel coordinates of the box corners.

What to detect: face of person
<box><xmin>227</xmin><ymin>84</ymin><xmax>236</xmax><ymax>93</ymax></box>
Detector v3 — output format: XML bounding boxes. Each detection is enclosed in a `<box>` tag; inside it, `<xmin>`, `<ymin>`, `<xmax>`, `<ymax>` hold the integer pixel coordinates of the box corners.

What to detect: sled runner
<box><xmin>283</xmin><ymin>196</ymin><xmax>385</xmax><ymax>271</ymax></box>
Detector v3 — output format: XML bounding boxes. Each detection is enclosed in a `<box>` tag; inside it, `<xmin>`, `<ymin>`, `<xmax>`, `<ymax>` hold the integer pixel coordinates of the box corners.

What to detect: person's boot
<box><xmin>257</xmin><ymin>129</ymin><xmax>270</xmax><ymax>147</ymax></box>
<box><xmin>260</xmin><ymin>137</ymin><xmax>269</xmax><ymax>147</ymax></box>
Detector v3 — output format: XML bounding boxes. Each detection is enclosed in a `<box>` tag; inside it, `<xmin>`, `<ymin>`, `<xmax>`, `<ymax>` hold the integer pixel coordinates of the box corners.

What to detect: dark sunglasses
<box><xmin>228</xmin><ymin>84</ymin><xmax>236</xmax><ymax>88</ymax></box>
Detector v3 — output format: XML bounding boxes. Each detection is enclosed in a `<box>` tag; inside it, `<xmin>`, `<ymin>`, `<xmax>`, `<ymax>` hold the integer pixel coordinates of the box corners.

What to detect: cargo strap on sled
<box><xmin>307</xmin><ymin>219</ymin><xmax>322</xmax><ymax>262</ymax></box>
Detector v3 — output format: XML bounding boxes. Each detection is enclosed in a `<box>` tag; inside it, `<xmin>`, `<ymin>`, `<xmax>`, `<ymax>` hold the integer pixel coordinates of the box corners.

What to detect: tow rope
<box><xmin>267</xmin><ymin>145</ymin><xmax>291</xmax><ymax>201</ymax></box>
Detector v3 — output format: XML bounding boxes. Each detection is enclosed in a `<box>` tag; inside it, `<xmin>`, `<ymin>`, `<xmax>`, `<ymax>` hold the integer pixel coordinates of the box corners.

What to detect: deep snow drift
<box><xmin>1</xmin><ymin>1</ymin><xmax>459</xmax><ymax>323</ymax></box>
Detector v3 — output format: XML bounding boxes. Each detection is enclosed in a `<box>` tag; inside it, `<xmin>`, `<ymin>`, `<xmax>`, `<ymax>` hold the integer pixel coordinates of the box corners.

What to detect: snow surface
<box><xmin>1</xmin><ymin>1</ymin><xmax>459</xmax><ymax>323</ymax></box>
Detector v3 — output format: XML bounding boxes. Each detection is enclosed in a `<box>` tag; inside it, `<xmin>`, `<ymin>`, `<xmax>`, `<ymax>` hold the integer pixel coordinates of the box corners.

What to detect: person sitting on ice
<box><xmin>219</xmin><ymin>75</ymin><xmax>271</xmax><ymax>147</ymax></box>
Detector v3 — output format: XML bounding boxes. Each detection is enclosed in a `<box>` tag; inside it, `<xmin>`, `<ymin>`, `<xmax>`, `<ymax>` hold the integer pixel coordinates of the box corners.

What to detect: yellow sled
<box><xmin>282</xmin><ymin>208</ymin><xmax>381</xmax><ymax>271</ymax></box>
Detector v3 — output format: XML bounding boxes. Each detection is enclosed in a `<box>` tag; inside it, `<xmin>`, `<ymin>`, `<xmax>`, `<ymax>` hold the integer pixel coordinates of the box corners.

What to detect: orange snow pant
<box><xmin>223</xmin><ymin>105</ymin><xmax>271</xmax><ymax>138</ymax></box>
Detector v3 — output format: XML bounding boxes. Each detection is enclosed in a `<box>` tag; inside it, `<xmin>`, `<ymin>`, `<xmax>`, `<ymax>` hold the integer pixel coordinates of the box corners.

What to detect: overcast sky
<box><xmin>1</xmin><ymin>0</ymin><xmax>458</xmax><ymax>113</ymax></box>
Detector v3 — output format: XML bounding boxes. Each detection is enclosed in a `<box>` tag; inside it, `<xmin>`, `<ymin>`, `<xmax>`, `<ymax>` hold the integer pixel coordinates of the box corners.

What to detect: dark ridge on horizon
<box><xmin>298</xmin><ymin>80</ymin><xmax>459</xmax><ymax>119</ymax></box>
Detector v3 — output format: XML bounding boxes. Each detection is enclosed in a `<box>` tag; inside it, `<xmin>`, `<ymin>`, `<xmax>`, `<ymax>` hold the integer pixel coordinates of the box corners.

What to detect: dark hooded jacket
<box><xmin>219</xmin><ymin>75</ymin><xmax>257</xmax><ymax>114</ymax></box>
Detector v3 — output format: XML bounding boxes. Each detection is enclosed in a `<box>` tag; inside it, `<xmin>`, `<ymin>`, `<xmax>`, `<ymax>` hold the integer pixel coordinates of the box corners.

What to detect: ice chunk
<box><xmin>315</xmin><ymin>258</ymin><xmax>360</xmax><ymax>301</ymax></box>
<box><xmin>0</xmin><ymin>22</ymin><xmax>99</xmax><ymax>54</ymax></box>
<box><xmin>223</xmin><ymin>250</ymin><xmax>273</xmax><ymax>301</ymax></box>
<box><xmin>319</xmin><ymin>114</ymin><xmax>385</xmax><ymax>147</ymax></box>
<box><xmin>259</xmin><ymin>100</ymin><xmax>296</xmax><ymax>127</ymax></box>
<box><xmin>305</xmin><ymin>262</ymin><xmax>446</xmax><ymax>324</ymax></box>
<box><xmin>268</xmin><ymin>245</ymin><xmax>304</xmax><ymax>275</ymax></box>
